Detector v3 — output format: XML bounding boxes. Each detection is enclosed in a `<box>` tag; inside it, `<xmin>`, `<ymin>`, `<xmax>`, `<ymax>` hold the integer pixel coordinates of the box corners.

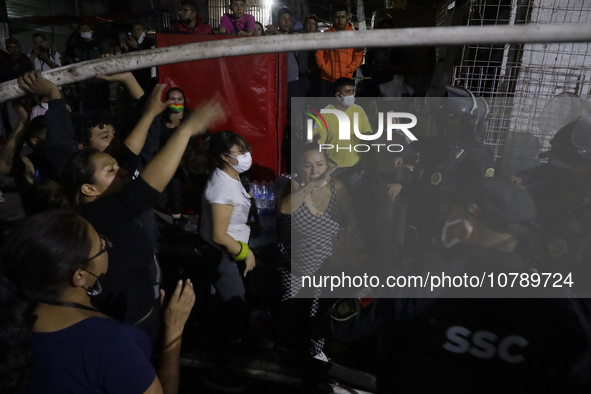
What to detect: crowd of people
<box><xmin>0</xmin><ymin>2</ymin><xmax>590</xmax><ymax>394</ymax></box>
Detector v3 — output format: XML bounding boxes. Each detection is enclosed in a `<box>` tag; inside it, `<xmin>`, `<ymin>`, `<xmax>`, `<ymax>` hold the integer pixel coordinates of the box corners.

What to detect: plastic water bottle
<box><xmin>260</xmin><ymin>184</ymin><xmax>268</xmax><ymax>209</ymax></box>
<box><xmin>266</xmin><ymin>183</ymin><xmax>276</xmax><ymax>210</ymax></box>
<box><xmin>252</xmin><ymin>181</ymin><xmax>262</xmax><ymax>209</ymax></box>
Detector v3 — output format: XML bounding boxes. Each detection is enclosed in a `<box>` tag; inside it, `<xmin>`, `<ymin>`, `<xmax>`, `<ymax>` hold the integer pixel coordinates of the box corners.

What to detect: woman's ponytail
<box><xmin>0</xmin><ymin>276</ymin><xmax>36</xmax><ymax>393</ymax></box>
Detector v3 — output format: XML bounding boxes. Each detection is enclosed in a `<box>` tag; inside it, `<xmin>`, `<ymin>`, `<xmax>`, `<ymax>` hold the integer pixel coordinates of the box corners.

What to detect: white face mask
<box><xmin>441</xmin><ymin>219</ymin><xmax>473</xmax><ymax>249</ymax></box>
<box><xmin>80</xmin><ymin>31</ymin><xmax>92</xmax><ymax>39</ymax></box>
<box><xmin>338</xmin><ymin>93</ymin><xmax>355</xmax><ymax>107</ymax></box>
<box><xmin>226</xmin><ymin>152</ymin><xmax>252</xmax><ymax>173</ymax></box>
<box><xmin>40</xmin><ymin>102</ymin><xmax>49</xmax><ymax>110</ymax></box>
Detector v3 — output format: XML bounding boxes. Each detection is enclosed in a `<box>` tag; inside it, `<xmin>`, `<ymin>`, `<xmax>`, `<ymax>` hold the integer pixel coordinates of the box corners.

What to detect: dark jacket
<box><xmin>327</xmin><ymin>245</ymin><xmax>591</xmax><ymax>393</ymax></box>
<box><xmin>0</xmin><ymin>54</ymin><xmax>34</xmax><ymax>82</ymax></box>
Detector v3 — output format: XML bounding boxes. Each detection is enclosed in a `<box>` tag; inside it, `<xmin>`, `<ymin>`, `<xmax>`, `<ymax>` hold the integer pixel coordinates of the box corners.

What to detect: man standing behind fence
<box><xmin>169</xmin><ymin>0</ymin><xmax>213</xmax><ymax>35</ymax></box>
<box><xmin>315</xmin><ymin>6</ymin><xmax>363</xmax><ymax>97</ymax></box>
<box><xmin>28</xmin><ymin>33</ymin><xmax>61</xmax><ymax>72</ymax></box>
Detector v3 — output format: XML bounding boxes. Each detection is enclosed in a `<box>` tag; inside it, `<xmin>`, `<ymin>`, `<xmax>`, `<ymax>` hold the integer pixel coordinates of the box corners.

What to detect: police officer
<box><xmin>409</xmin><ymin>86</ymin><xmax>495</xmax><ymax>246</ymax></box>
<box><xmin>326</xmin><ymin>178</ymin><xmax>591</xmax><ymax>393</ymax></box>
<box><xmin>511</xmin><ymin>115</ymin><xmax>591</xmax><ymax>295</ymax></box>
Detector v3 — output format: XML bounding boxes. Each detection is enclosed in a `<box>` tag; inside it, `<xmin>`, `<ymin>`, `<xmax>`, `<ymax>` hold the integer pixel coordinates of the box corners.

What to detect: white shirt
<box><xmin>201</xmin><ymin>168</ymin><xmax>252</xmax><ymax>246</ymax></box>
<box><xmin>28</xmin><ymin>49</ymin><xmax>61</xmax><ymax>72</ymax></box>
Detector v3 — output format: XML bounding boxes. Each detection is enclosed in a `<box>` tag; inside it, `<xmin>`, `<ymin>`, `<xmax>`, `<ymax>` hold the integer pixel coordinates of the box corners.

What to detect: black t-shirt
<box><xmin>0</xmin><ymin>54</ymin><xmax>34</xmax><ymax>82</ymax></box>
<box><xmin>76</xmin><ymin>175</ymin><xmax>161</xmax><ymax>341</ymax></box>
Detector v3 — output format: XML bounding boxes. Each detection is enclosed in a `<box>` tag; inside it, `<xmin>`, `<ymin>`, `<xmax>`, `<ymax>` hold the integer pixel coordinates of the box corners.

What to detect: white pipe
<box><xmin>1</xmin><ymin>23</ymin><xmax>590</xmax><ymax>102</ymax></box>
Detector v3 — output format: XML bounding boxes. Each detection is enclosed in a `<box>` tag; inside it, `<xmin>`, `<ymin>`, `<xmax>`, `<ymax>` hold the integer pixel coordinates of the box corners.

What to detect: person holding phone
<box><xmin>126</xmin><ymin>21</ymin><xmax>156</xmax><ymax>92</ymax></box>
<box><xmin>28</xmin><ymin>33</ymin><xmax>61</xmax><ymax>71</ymax></box>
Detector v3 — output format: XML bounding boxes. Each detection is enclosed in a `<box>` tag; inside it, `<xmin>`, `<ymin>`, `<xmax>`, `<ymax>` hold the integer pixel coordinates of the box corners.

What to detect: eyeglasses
<box><xmin>179</xmin><ymin>8</ymin><xmax>195</xmax><ymax>12</ymax></box>
<box><xmin>84</xmin><ymin>235</ymin><xmax>112</xmax><ymax>262</ymax></box>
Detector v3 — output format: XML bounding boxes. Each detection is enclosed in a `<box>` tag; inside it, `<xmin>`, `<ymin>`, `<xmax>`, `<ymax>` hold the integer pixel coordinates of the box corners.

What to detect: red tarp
<box><xmin>157</xmin><ymin>34</ymin><xmax>287</xmax><ymax>180</ymax></box>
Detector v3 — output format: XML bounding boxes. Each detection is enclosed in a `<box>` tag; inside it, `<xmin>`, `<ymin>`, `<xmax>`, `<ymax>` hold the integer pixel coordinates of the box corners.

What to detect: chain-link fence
<box><xmin>450</xmin><ymin>0</ymin><xmax>591</xmax><ymax>176</ymax></box>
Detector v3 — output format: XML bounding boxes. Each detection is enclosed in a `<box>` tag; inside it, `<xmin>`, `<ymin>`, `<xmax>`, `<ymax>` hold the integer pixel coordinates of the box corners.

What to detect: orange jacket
<box><xmin>315</xmin><ymin>23</ymin><xmax>364</xmax><ymax>82</ymax></box>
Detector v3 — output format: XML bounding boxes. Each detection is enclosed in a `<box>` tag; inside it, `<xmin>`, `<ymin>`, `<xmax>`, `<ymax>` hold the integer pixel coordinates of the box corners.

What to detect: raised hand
<box><xmin>311</xmin><ymin>164</ymin><xmax>339</xmax><ymax>188</ymax></box>
<box><xmin>96</xmin><ymin>71</ymin><xmax>134</xmax><ymax>83</ymax></box>
<box><xmin>386</xmin><ymin>183</ymin><xmax>402</xmax><ymax>201</ymax></box>
<box><xmin>126</xmin><ymin>35</ymin><xmax>138</xmax><ymax>49</ymax></box>
<box><xmin>162</xmin><ymin>279</ymin><xmax>195</xmax><ymax>336</ymax></box>
<box><xmin>181</xmin><ymin>93</ymin><xmax>228</xmax><ymax>137</ymax></box>
<box><xmin>145</xmin><ymin>83</ymin><xmax>169</xmax><ymax>116</ymax></box>
<box><xmin>17</xmin><ymin>71</ymin><xmax>60</xmax><ymax>100</ymax></box>
<box><xmin>265</xmin><ymin>25</ymin><xmax>277</xmax><ymax>35</ymax></box>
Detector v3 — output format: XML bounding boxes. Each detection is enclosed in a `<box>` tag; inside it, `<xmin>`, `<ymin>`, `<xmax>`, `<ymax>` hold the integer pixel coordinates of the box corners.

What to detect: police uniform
<box><xmin>409</xmin><ymin>86</ymin><xmax>495</xmax><ymax>246</ymax></box>
<box><xmin>517</xmin><ymin>116</ymin><xmax>591</xmax><ymax>296</ymax></box>
<box><xmin>326</xmin><ymin>179</ymin><xmax>591</xmax><ymax>393</ymax></box>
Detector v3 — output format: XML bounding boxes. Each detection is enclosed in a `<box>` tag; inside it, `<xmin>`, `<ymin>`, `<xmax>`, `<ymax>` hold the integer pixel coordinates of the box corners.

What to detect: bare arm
<box><xmin>157</xmin><ymin>279</ymin><xmax>195</xmax><ymax>394</ymax></box>
<box><xmin>140</xmin><ymin>95</ymin><xmax>226</xmax><ymax>192</ymax></box>
<box><xmin>211</xmin><ymin>203</ymin><xmax>256</xmax><ymax>275</ymax></box>
<box><xmin>123</xmin><ymin>84</ymin><xmax>167</xmax><ymax>155</ymax></box>
<box><xmin>211</xmin><ymin>203</ymin><xmax>241</xmax><ymax>254</ymax></box>
<box><xmin>280</xmin><ymin>166</ymin><xmax>339</xmax><ymax>215</ymax></box>
<box><xmin>218</xmin><ymin>26</ymin><xmax>228</xmax><ymax>34</ymax></box>
<box><xmin>97</xmin><ymin>72</ymin><xmax>144</xmax><ymax>99</ymax></box>
<box><xmin>39</xmin><ymin>53</ymin><xmax>60</xmax><ymax>69</ymax></box>
<box><xmin>0</xmin><ymin>119</ymin><xmax>27</xmax><ymax>175</ymax></box>
<box><xmin>0</xmin><ymin>103</ymin><xmax>29</xmax><ymax>176</ymax></box>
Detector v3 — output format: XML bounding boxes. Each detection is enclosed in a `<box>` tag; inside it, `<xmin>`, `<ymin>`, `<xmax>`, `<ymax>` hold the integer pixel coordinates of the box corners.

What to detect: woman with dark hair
<box><xmin>44</xmin><ymin>86</ymin><xmax>225</xmax><ymax>344</ymax></box>
<box><xmin>303</xmin><ymin>14</ymin><xmax>318</xmax><ymax>33</ymax></box>
<box><xmin>141</xmin><ymin>86</ymin><xmax>210</xmax><ymax>230</ymax></box>
<box><xmin>272</xmin><ymin>141</ymin><xmax>356</xmax><ymax>361</ymax></box>
<box><xmin>198</xmin><ymin>130</ymin><xmax>255</xmax><ymax>390</ymax></box>
<box><xmin>254</xmin><ymin>21</ymin><xmax>265</xmax><ymax>36</ymax></box>
<box><xmin>0</xmin><ymin>209</ymin><xmax>195</xmax><ymax>394</ymax></box>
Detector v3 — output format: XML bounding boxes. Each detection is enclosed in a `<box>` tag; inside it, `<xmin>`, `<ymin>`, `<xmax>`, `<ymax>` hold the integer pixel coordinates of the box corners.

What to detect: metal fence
<box><xmin>450</xmin><ymin>0</ymin><xmax>591</xmax><ymax>175</ymax></box>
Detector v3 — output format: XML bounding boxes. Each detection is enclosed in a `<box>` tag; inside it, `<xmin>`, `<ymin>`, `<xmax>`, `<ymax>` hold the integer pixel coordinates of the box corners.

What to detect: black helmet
<box><xmin>427</xmin><ymin>86</ymin><xmax>489</xmax><ymax>140</ymax></box>
<box><xmin>538</xmin><ymin>114</ymin><xmax>591</xmax><ymax>168</ymax></box>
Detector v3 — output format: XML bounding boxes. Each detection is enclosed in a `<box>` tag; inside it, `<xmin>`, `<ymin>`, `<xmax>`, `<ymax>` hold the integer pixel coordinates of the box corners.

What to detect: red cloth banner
<box><xmin>157</xmin><ymin>34</ymin><xmax>287</xmax><ymax>180</ymax></box>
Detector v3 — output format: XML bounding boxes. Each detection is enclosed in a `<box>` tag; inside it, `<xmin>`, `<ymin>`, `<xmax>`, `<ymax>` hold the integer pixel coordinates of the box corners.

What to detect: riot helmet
<box><xmin>426</xmin><ymin>86</ymin><xmax>490</xmax><ymax>141</ymax></box>
<box><xmin>538</xmin><ymin>114</ymin><xmax>591</xmax><ymax>169</ymax></box>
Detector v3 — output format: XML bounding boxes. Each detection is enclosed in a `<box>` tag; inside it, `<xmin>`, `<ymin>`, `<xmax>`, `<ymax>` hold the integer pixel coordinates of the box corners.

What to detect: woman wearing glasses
<box><xmin>40</xmin><ymin>84</ymin><xmax>225</xmax><ymax>344</ymax></box>
<box><xmin>0</xmin><ymin>210</ymin><xmax>195</xmax><ymax>394</ymax></box>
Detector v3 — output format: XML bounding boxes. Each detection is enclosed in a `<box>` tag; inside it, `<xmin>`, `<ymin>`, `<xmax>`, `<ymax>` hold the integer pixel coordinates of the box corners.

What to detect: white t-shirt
<box><xmin>201</xmin><ymin>168</ymin><xmax>251</xmax><ymax>246</ymax></box>
<box><xmin>27</xmin><ymin>49</ymin><xmax>61</xmax><ymax>72</ymax></box>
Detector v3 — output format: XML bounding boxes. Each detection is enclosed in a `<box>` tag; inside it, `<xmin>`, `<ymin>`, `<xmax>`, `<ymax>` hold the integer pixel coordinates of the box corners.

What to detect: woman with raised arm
<box><xmin>37</xmin><ymin>83</ymin><xmax>226</xmax><ymax>344</ymax></box>
<box><xmin>272</xmin><ymin>140</ymin><xmax>357</xmax><ymax>361</ymax></box>
<box><xmin>0</xmin><ymin>210</ymin><xmax>195</xmax><ymax>394</ymax></box>
<box><xmin>141</xmin><ymin>86</ymin><xmax>211</xmax><ymax>230</ymax></box>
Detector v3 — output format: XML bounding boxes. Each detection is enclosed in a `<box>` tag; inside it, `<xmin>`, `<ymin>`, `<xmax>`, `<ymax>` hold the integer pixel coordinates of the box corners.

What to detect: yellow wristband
<box><xmin>235</xmin><ymin>241</ymin><xmax>249</xmax><ymax>261</ymax></box>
